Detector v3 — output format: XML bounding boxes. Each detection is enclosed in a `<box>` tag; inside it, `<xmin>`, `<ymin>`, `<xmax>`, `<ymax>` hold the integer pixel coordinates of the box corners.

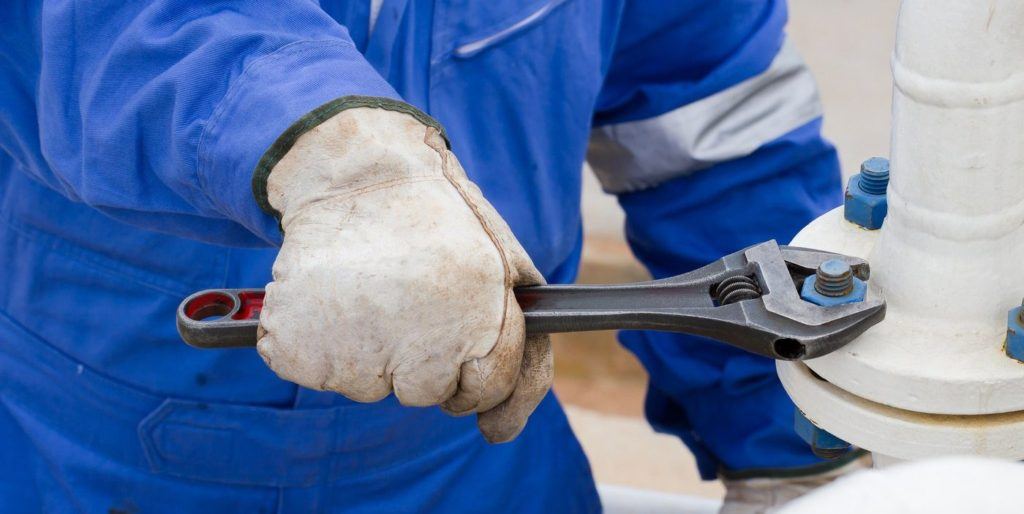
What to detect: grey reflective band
<box><xmin>369</xmin><ymin>0</ymin><xmax>384</xmax><ymax>34</ymax></box>
<box><xmin>588</xmin><ymin>40</ymin><xmax>824</xmax><ymax>194</ymax></box>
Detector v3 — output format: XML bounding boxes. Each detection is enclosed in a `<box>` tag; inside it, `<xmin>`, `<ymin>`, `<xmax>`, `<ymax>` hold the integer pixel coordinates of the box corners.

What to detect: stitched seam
<box><xmin>198</xmin><ymin>40</ymin><xmax>355</xmax><ymax>200</ymax></box>
<box><xmin>283</xmin><ymin>176</ymin><xmax>447</xmax><ymax>228</ymax></box>
<box><xmin>252</xmin><ymin>96</ymin><xmax>450</xmax><ymax>225</ymax></box>
<box><xmin>426</xmin><ymin>131</ymin><xmax>513</xmax><ymax>394</ymax></box>
<box><xmin>0</xmin><ymin>211</ymin><xmax>196</xmax><ymax>297</ymax></box>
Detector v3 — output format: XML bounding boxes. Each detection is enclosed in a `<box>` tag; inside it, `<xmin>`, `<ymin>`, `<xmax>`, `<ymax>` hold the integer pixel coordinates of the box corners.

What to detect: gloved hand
<box><xmin>254</xmin><ymin>98</ymin><xmax>552</xmax><ymax>443</ymax></box>
<box><xmin>719</xmin><ymin>453</ymin><xmax>871</xmax><ymax>514</ymax></box>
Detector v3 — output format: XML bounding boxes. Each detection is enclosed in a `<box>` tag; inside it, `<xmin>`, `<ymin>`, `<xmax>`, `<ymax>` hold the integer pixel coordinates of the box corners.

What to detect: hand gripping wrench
<box><xmin>176</xmin><ymin>240</ymin><xmax>885</xmax><ymax>360</ymax></box>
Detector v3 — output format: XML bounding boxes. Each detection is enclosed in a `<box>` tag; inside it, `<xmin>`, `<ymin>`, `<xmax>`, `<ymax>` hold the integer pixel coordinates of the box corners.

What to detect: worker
<box><xmin>0</xmin><ymin>1</ymin><xmax>865</xmax><ymax>513</ymax></box>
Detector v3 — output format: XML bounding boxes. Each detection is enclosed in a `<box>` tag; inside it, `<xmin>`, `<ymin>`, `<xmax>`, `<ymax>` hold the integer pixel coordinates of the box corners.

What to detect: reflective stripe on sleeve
<box><xmin>588</xmin><ymin>40</ymin><xmax>823</xmax><ymax>194</ymax></box>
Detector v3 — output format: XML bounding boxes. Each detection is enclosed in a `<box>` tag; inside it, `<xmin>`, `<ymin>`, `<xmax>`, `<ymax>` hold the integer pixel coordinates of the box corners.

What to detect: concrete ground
<box><xmin>558</xmin><ymin>0</ymin><xmax>899</xmax><ymax>500</ymax></box>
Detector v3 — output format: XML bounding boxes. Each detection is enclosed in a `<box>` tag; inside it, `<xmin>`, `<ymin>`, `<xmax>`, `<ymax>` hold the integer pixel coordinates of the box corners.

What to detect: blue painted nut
<box><xmin>844</xmin><ymin>157</ymin><xmax>890</xmax><ymax>230</ymax></box>
<box><xmin>800</xmin><ymin>259</ymin><xmax>867</xmax><ymax>307</ymax></box>
<box><xmin>795</xmin><ymin>409</ymin><xmax>851</xmax><ymax>459</ymax></box>
<box><xmin>1004</xmin><ymin>304</ymin><xmax>1024</xmax><ymax>363</ymax></box>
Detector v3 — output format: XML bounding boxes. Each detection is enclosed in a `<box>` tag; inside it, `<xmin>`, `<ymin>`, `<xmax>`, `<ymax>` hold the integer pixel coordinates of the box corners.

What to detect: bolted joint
<box><xmin>844</xmin><ymin>157</ymin><xmax>890</xmax><ymax>230</ymax></box>
<box><xmin>1004</xmin><ymin>304</ymin><xmax>1024</xmax><ymax>363</ymax></box>
<box><xmin>794</xmin><ymin>409</ymin><xmax>852</xmax><ymax>460</ymax></box>
<box><xmin>800</xmin><ymin>259</ymin><xmax>867</xmax><ymax>307</ymax></box>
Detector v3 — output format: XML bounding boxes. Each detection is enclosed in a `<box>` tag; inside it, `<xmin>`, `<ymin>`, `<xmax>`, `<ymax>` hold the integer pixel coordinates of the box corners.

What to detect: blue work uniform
<box><xmin>0</xmin><ymin>1</ymin><xmax>845</xmax><ymax>512</ymax></box>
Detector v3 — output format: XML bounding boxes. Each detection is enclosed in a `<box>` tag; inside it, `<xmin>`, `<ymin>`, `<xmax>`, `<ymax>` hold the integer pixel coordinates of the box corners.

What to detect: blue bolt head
<box><xmin>844</xmin><ymin>174</ymin><xmax>889</xmax><ymax>230</ymax></box>
<box><xmin>794</xmin><ymin>409</ymin><xmax>851</xmax><ymax>459</ymax></box>
<box><xmin>801</xmin><ymin>275</ymin><xmax>867</xmax><ymax>307</ymax></box>
<box><xmin>1004</xmin><ymin>306</ymin><xmax>1024</xmax><ymax>363</ymax></box>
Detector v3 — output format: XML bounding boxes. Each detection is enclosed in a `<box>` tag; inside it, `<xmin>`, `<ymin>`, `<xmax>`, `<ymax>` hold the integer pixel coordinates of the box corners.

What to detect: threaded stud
<box><xmin>814</xmin><ymin>259</ymin><xmax>855</xmax><ymax>298</ymax></box>
<box><xmin>858</xmin><ymin>157</ymin><xmax>890</xmax><ymax>195</ymax></box>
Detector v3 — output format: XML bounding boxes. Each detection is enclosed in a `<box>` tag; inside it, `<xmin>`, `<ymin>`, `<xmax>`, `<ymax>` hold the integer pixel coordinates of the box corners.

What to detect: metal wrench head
<box><xmin>740</xmin><ymin>241</ymin><xmax>886</xmax><ymax>360</ymax></box>
<box><xmin>778</xmin><ymin>245</ymin><xmax>871</xmax><ymax>281</ymax></box>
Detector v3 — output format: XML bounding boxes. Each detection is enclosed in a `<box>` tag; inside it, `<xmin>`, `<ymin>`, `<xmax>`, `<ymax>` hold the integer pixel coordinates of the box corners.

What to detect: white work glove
<box><xmin>254</xmin><ymin>99</ymin><xmax>553</xmax><ymax>443</ymax></box>
<box><xmin>719</xmin><ymin>453</ymin><xmax>871</xmax><ymax>514</ymax></box>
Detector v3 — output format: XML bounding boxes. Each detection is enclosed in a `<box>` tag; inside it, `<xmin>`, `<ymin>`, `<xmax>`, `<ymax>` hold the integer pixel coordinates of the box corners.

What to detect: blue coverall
<box><xmin>0</xmin><ymin>1</ymin><xmax>846</xmax><ymax>512</ymax></box>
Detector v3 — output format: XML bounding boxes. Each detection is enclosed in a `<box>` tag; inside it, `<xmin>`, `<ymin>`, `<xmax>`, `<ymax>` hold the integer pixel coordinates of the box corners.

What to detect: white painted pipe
<box><xmin>872</xmin><ymin>0</ymin><xmax>1024</xmax><ymax>342</ymax></box>
<box><xmin>784</xmin><ymin>0</ymin><xmax>1024</xmax><ymax>417</ymax></box>
<box><xmin>777</xmin><ymin>0</ymin><xmax>1024</xmax><ymax>462</ymax></box>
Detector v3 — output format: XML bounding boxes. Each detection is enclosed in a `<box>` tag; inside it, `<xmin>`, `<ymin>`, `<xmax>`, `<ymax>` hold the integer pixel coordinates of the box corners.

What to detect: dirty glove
<box><xmin>719</xmin><ymin>453</ymin><xmax>871</xmax><ymax>514</ymax></box>
<box><xmin>254</xmin><ymin>98</ymin><xmax>552</xmax><ymax>443</ymax></box>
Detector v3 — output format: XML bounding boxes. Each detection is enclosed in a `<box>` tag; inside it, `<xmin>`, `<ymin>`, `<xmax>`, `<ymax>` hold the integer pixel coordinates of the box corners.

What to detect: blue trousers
<box><xmin>0</xmin><ymin>312</ymin><xmax>600</xmax><ymax>513</ymax></box>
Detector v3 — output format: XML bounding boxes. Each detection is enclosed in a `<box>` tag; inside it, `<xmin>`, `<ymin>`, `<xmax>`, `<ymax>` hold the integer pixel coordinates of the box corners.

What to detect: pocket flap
<box><xmin>438</xmin><ymin>0</ymin><xmax>572</xmax><ymax>59</ymax></box>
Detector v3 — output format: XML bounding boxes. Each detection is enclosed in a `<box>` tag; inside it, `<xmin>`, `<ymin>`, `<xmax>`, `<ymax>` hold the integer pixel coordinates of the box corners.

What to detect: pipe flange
<box><xmin>789</xmin><ymin>207</ymin><xmax>1024</xmax><ymax>415</ymax></box>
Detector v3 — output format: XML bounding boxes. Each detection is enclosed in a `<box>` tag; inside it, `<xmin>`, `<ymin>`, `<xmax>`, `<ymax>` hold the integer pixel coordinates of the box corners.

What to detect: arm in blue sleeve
<box><xmin>594</xmin><ymin>0</ymin><xmax>787</xmax><ymax>125</ymax></box>
<box><xmin>13</xmin><ymin>2</ymin><xmax>398</xmax><ymax>246</ymax></box>
<box><xmin>618</xmin><ymin>122</ymin><xmax>843</xmax><ymax>478</ymax></box>
<box><xmin>591</xmin><ymin>0</ymin><xmax>847</xmax><ymax>477</ymax></box>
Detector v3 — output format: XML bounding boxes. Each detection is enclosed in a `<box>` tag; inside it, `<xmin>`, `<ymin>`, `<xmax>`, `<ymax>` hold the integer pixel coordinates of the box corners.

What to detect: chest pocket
<box><xmin>428</xmin><ymin>0</ymin><xmax>600</xmax><ymax>128</ymax></box>
<box><xmin>441</xmin><ymin>0</ymin><xmax>574</xmax><ymax>59</ymax></box>
<box><xmin>426</xmin><ymin>0</ymin><xmax>604</xmax><ymax>273</ymax></box>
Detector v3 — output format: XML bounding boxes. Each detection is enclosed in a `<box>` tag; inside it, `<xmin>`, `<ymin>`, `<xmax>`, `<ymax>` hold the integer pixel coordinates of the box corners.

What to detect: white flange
<box><xmin>778</xmin><ymin>0</ymin><xmax>1024</xmax><ymax>465</ymax></box>
<box><xmin>778</xmin><ymin>360</ymin><xmax>1024</xmax><ymax>460</ymax></box>
<box><xmin>781</xmin><ymin>0</ymin><xmax>1024</xmax><ymax>423</ymax></box>
<box><xmin>789</xmin><ymin>208</ymin><xmax>1024</xmax><ymax>415</ymax></box>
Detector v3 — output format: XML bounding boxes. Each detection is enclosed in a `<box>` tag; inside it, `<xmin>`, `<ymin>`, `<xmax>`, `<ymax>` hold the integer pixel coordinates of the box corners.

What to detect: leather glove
<box><xmin>254</xmin><ymin>98</ymin><xmax>553</xmax><ymax>443</ymax></box>
<box><xmin>719</xmin><ymin>453</ymin><xmax>871</xmax><ymax>514</ymax></box>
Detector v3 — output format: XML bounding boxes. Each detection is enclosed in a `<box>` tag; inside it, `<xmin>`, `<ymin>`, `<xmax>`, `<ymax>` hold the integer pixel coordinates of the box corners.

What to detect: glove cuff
<box><xmin>251</xmin><ymin>96</ymin><xmax>450</xmax><ymax>221</ymax></box>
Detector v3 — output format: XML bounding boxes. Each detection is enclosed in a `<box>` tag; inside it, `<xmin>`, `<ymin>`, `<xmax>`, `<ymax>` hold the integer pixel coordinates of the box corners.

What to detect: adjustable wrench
<box><xmin>176</xmin><ymin>240</ymin><xmax>885</xmax><ymax>360</ymax></box>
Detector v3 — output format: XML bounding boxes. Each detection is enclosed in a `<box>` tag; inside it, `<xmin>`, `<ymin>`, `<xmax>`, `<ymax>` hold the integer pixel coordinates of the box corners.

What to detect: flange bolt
<box><xmin>795</xmin><ymin>409</ymin><xmax>852</xmax><ymax>460</ymax></box>
<box><xmin>1004</xmin><ymin>300</ymin><xmax>1024</xmax><ymax>363</ymax></box>
<box><xmin>801</xmin><ymin>259</ymin><xmax>867</xmax><ymax>307</ymax></box>
<box><xmin>844</xmin><ymin>157</ymin><xmax>890</xmax><ymax>230</ymax></box>
<box><xmin>813</xmin><ymin>259</ymin><xmax>855</xmax><ymax>298</ymax></box>
<box><xmin>857</xmin><ymin>157</ymin><xmax>890</xmax><ymax>195</ymax></box>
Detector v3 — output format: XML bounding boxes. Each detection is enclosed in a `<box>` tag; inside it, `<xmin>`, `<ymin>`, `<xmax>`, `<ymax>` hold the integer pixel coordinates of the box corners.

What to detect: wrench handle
<box><xmin>177</xmin><ymin>289</ymin><xmax>264</xmax><ymax>348</ymax></box>
<box><xmin>177</xmin><ymin>280</ymin><xmax>726</xmax><ymax>349</ymax></box>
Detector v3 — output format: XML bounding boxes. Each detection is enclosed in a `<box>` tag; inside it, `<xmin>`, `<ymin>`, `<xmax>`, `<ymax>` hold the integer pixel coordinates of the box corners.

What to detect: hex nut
<box><xmin>844</xmin><ymin>174</ymin><xmax>888</xmax><ymax>230</ymax></box>
<box><xmin>801</xmin><ymin>276</ymin><xmax>867</xmax><ymax>307</ymax></box>
<box><xmin>1005</xmin><ymin>306</ymin><xmax>1024</xmax><ymax>363</ymax></box>
<box><xmin>794</xmin><ymin>409</ymin><xmax>851</xmax><ymax>460</ymax></box>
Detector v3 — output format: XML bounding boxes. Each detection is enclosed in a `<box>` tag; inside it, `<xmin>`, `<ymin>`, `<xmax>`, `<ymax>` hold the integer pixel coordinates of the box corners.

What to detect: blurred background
<box><xmin>556</xmin><ymin>0</ymin><xmax>898</xmax><ymax>498</ymax></box>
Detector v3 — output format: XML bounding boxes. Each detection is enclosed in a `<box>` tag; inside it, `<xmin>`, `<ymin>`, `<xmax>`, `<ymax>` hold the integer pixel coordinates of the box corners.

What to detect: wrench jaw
<box><xmin>739</xmin><ymin>241</ymin><xmax>886</xmax><ymax>360</ymax></box>
<box><xmin>519</xmin><ymin>240</ymin><xmax>888</xmax><ymax>361</ymax></box>
<box><xmin>778</xmin><ymin>245</ymin><xmax>871</xmax><ymax>282</ymax></box>
<box><xmin>667</xmin><ymin>305</ymin><xmax>806</xmax><ymax>360</ymax></box>
<box><xmin>741</xmin><ymin>302</ymin><xmax>887</xmax><ymax>361</ymax></box>
<box><xmin>633</xmin><ymin>299</ymin><xmax>886</xmax><ymax>361</ymax></box>
<box><xmin>800</xmin><ymin>303</ymin><xmax>887</xmax><ymax>359</ymax></box>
